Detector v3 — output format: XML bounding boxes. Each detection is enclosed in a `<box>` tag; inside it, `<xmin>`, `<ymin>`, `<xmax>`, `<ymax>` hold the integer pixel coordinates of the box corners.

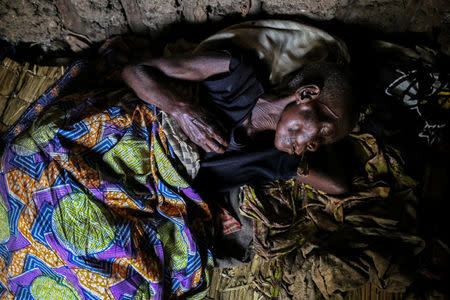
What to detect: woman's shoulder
<box><xmin>199</xmin><ymin>48</ymin><xmax>265</xmax><ymax>127</ymax></box>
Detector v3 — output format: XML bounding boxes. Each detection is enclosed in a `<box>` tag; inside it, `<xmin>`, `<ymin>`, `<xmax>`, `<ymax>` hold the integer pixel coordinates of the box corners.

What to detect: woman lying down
<box><xmin>0</xmin><ymin>45</ymin><xmax>358</xmax><ymax>298</ymax></box>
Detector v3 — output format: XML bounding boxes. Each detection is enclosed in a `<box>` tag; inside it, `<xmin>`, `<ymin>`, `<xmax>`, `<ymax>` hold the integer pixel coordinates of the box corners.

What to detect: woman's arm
<box><xmin>121</xmin><ymin>52</ymin><xmax>231</xmax><ymax>153</ymax></box>
<box><xmin>122</xmin><ymin>52</ymin><xmax>230</xmax><ymax>112</ymax></box>
<box><xmin>297</xmin><ymin>169</ymin><xmax>350</xmax><ymax>195</ymax></box>
<box><xmin>297</xmin><ymin>140</ymin><xmax>354</xmax><ymax>195</ymax></box>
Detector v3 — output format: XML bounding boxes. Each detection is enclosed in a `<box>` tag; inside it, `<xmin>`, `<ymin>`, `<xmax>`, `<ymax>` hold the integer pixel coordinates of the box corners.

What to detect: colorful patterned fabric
<box><xmin>0</xmin><ymin>61</ymin><xmax>213</xmax><ymax>299</ymax></box>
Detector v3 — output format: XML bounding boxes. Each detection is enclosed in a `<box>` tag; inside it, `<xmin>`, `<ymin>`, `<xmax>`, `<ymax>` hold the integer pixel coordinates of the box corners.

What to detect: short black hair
<box><xmin>280</xmin><ymin>62</ymin><xmax>360</xmax><ymax>131</ymax></box>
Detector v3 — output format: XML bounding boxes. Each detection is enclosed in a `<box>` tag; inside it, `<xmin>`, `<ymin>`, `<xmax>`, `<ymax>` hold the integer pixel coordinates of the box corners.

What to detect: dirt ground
<box><xmin>0</xmin><ymin>0</ymin><xmax>450</xmax><ymax>56</ymax></box>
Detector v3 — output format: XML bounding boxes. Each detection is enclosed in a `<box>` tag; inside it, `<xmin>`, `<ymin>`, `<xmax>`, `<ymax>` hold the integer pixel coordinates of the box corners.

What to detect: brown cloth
<box><xmin>240</xmin><ymin>133</ymin><xmax>424</xmax><ymax>299</ymax></box>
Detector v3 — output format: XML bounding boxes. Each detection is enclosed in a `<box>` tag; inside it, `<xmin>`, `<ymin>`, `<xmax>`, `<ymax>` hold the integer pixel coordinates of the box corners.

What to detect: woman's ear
<box><xmin>295</xmin><ymin>85</ymin><xmax>320</xmax><ymax>103</ymax></box>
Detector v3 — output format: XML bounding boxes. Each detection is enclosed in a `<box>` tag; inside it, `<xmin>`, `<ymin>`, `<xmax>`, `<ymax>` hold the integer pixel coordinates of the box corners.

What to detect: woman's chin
<box><xmin>274</xmin><ymin>137</ymin><xmax>286</xmax><ymax>153</ymax></box>
<box><xmin>275</xmin><ymin>141</ymin><xmax>294</xmax><ymax>155</ymax></box>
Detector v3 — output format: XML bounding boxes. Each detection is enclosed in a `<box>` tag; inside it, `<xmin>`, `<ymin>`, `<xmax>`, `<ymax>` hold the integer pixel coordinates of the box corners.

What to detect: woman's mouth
<box><xmin>280</xmin><ymin>136</ymin><xmax>302</xmax><ymax>155</ymax></box>
<box><xmin>283</xmin><ymin>136</ymin><xmax>300</xmax><ymax>155</ymax></box>
<box><xmin>291</xmin><ymin>142</ymin><xmax>303</xmax><ymax>155</ymax></box>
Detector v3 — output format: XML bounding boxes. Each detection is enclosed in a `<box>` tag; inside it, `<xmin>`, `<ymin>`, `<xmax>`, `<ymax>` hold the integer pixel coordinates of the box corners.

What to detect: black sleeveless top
<box><xmin>193</xmin><ymin>51</ymin><xmax>301</xmax><ymax>193</ymax></box>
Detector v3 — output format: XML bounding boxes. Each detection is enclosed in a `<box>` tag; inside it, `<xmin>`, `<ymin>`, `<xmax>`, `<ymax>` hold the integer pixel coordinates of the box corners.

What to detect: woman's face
<box><xmin>274</xmin><ymin>85</ymin><xmax>349</xmax><ymax>155</ymax></box>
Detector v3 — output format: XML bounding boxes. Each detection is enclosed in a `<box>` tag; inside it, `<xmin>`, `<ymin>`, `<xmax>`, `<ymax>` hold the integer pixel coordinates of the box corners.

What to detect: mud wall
<box><xmin>0</xmin><ymin>0</ymin><xmax>449</xmax><ymax>54</ymax></box>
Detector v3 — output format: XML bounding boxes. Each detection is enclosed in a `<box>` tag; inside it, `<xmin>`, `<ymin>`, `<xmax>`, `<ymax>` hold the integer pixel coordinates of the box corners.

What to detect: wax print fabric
<box><xmin>0</xmin><ymin>61</ymin><xmax>213</xmax><ymax>299</ymax></box>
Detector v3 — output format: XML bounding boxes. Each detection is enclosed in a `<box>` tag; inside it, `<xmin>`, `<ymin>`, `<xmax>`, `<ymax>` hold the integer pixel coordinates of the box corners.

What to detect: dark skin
<box><xmin>122</xmin><ymin>52</ymin><xmax>353</xmax><ymax>194</ymax></box>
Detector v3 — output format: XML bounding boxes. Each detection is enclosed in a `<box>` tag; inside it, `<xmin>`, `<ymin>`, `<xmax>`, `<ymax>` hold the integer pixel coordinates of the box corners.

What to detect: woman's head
<box><xmin>274</xmin><ymin>62</ymin><xmax>358</xmax><ymax>155</ymax></box>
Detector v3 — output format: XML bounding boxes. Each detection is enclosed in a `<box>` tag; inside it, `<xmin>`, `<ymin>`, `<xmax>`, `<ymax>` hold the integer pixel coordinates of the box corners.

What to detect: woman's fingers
<box><xmin>192</xmin><ymin>129</ymin><xmax>226</xmax><ymax>153</ymax></box>
<box><xmin>206</xmin><ymin>123</ymin><xmax>229</xmax><ymax>148</ymax></box>
<box><xmin>205</xmin><ymin>138</ymin><xmax>227</xmax><ymax>154</ymax></box>
<box><xmin>196</xmin><ymin>137</ymin><xmax>225</xmax><ymax>154</ymax></box>
<box><xmin>173</xmin><ymin>105</ymin><xmax>229</xmax><ymax>153</ymax></box>
<box><xmin>191</xmin><ymin>117</ymin><xmax>228</xmax><ymax>152</ymax></box>
<box><xmin>200</xmin><ymin>143</ymin><xmax>213</xmax><ymax>153</ymax></box>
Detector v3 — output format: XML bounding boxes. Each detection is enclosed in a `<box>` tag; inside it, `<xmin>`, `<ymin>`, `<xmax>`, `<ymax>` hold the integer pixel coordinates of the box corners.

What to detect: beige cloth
<box><xmin>196</xmin><ymin>19</ymin><xmax>350</xmax><ymax>85</ymax></box>
<box><xmin>160</xmin><ymin>112</ymin><xmax>200</xmax><ymax>180</ymax></box>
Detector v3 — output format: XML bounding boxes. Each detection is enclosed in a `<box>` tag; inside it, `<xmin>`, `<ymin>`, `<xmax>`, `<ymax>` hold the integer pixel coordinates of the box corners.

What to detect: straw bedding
<box><xmin>0</xmin><ymin>58</ymin><xmax>66</xmax><ymax>131</ymax></box>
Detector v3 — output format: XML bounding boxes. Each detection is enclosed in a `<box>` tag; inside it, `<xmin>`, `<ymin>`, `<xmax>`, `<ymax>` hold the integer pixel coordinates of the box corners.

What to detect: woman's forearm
<box><xmin>121</xmin><ymin>53</ymin><xmax>232</xmax><ymax>153</ymax></box>
<box><xmin>297</xmin><ymin>169</ymin><xmax>350</xmax><ymax>195</ymax></box>
<box><xmin>297</xmin><ymin>141</ymin><xmax>354</xmax><ymax>195</ymax></box>
<box><xmin>121</xmin><ymin>65</ymin><xmax>189</xmax><ymax>115</ymax></box>
<box><xmin>121</xmin><ymin>52</ymin><xmax>230</xmax><ymax>115</ymax></box>
<box><xmin>131</xmin><ymin>52</ymin><xmax>230</xmax><ymax>81</ymax></box>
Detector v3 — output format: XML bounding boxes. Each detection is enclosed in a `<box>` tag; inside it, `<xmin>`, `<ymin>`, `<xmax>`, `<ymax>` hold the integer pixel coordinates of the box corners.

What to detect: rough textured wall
<box><xmin>0</xmin><ymin>0</ymin><xmax>449</xmax><ymax>53</ymax></box>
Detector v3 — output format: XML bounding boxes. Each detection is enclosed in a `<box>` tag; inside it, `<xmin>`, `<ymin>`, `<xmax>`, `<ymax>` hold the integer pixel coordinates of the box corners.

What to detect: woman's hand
<box><xmin>172</xmin><ymin>104</ymin><xmax>229</xmax><ymax>154</ymax></box>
